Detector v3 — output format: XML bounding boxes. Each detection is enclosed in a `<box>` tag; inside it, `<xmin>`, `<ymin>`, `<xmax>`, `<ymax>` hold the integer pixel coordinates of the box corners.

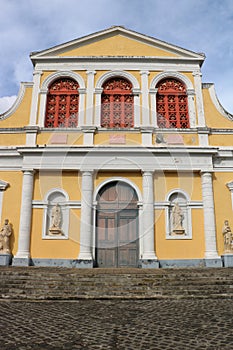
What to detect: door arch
<box><xmin>96</xmin><ymin>181</ymin><xmax>139</xmax><ymax>268</ymax></box>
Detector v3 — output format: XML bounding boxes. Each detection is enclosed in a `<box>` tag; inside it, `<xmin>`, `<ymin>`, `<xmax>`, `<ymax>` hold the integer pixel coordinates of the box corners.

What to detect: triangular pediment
<box><xmin>30</xmin><ymin>26</ymin><xmax>205</xmax><ymax>62</ymax></box>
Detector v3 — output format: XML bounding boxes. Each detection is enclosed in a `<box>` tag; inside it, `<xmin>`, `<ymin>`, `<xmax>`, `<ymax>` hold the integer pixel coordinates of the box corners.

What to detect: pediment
<box><xmin>30</xmin><ymin>26</ymin><xmax>205</xmax><ymax>62</ymax></box>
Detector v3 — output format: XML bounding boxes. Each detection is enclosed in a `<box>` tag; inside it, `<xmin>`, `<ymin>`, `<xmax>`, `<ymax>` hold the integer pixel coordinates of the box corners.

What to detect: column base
<box><xmin>222</xmin><ymin>254</ymin><xmax>233</xmax><ymax>267</ymax></box>
<box><xmin>204</xmin><ymin>258</ymin><xmax>223</xmax><ymax>268</ymax></box>
<box><xmin>12</xmin><ymin>257</ymin><xmax>31</xmax><ymax>267</ymax></box>
<box><xmin>139</xmin><ymin>259</ymin><xmax>159</xmax><ymax>268</ymax></box>
<box><xmin>0</xmin><ymin>254</ymin><xmax>12</xmax><ymax>266</ymax></box>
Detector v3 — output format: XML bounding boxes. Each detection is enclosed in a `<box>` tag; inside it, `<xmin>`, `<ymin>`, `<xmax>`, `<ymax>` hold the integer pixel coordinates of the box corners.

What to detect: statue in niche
<box><xmin>171</xmin><ymin>203</ymin><xmax>185</xmax><ymax>235</ymax></box>
<box><xmin>49</xmin><ymin>203</ymin><xmax>63</xmax><ymax>235</ymax></box>
<box><xmin>0</xmin><ymin>219</ymin><xmax>12</xmax><ymax>254</ymax></box>
<box><xmin>222</xmin><ymin>220</ymin><xmax>233</xmax><ymax>253</ymax></box>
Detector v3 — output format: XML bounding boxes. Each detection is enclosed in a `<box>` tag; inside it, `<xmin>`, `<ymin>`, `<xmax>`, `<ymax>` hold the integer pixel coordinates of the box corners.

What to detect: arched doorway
<box><xmin>96</xmin><ymin>181</ymin><xmax>139</xmax><ymax>268</ymax></box>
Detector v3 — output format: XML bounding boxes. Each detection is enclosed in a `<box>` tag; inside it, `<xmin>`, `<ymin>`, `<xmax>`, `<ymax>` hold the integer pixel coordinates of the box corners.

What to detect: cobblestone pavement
<box><xmin>0</xmin><ymin>299</ymin><xmax>232</xmax><ymax>350</ymax></box>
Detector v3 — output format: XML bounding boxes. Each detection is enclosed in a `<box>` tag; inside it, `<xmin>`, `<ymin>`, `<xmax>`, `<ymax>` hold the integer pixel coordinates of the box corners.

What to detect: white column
<box><xmin>29</xmin><ymin>70</ymin><xmax>43</xmax><ymax>126</ymax></box>
<box><xmin>201</xmin><ymin>171</ymin><xmax>222</xmax><ymax>265</ymax></box>
<box><xmin>13</xmin><ymin>170</ymin><xmax>34</xmax><ymax>266</ymax></box>
<box><xmin>78</xmin><ymin>171</ymin><xmax>94</xmax><ymax>262</ymax></box>
<box><xmin>85</xmin><ymin>71</ymin><xmax>96</xmax><ymax>126</ymax></box>
<box><xmin>140</xmin><ymin>71</ymin><xmax>150</xmax><ymax>126</ymax></box>
<box><xmin>149</xmin><ymin>88</ymin><xmax>158</xmax><ymax>127</ymax></box>
<box><xmin>142</xmin><ymin>171</ymin><xmax>158</xmax><ymax>261</ymax></box>
<box><xmin>193</xmin><ymin>70</ymin><xmax>205</xmax><ymax>127</ymax></box>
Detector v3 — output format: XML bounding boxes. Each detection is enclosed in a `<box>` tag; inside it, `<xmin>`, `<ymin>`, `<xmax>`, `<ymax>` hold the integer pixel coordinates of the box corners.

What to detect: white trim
<box><xmin>208</xmin><ymin>84</ymin><xmax>233</xmax><ymax>121</ymax></box>
<box><xmin>193</xmin><ymin>70</ymin><xmax>205</xmax><ymax>127</ymax></box>
<box><xmin>0</xmin><ymin>83</ymin><xmax>33</xmax><ymax>120</ymax></box>
<box><xmin>0</xmin><ymin>180</ymin><xmax>9</xmax><ymax>225</ymax></box>
<box><xmin>96</xmin><ymin>70</ymin><xmax>140</xmax><ymax>89</ymax></box>
<box><xmin>29</xmin><ymin>70</ymin><xmax>43</xmax><ymax>127</ymax></box>
<box><xmin>41</xmin><ymin>71</ymin><xmax>85</xmax><ymax>90</ymax></box>
<box><xmin>150</xmin><ymin>71</ymin><xmax>194</xmax><ymax>90</ymax></box>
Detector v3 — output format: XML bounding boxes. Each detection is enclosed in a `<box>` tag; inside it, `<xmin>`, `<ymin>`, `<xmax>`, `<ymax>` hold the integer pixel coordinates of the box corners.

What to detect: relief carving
<box><xmin>171</xmin><ymin>203</ymin><xmax>185</xmax><ymax>235</ymax></box>
<box><xmin>222</xmin><ymin>220</ymin><xmax>233</xmax><ymax>253</ymax></box>
<box><xmin>49</xmin><ymin>203</ymin><xmax>63</xmax><ymax>236</ymax></box>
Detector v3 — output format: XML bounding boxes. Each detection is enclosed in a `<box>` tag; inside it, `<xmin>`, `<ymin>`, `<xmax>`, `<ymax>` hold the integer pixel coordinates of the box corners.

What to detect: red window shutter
<box><xmin>45</xmin><ymin>78</ymin><xmax>79</xmax><ymax>128</ymax></box>
<box><xmin>156</xmin><ymin>78</ymin><xmax>189</xmax><ymax>128</ymax></box>
<box><xmin>101</xmin><ymin>78</ymin><xmax>134</xmax><ymax>128</ymax></box>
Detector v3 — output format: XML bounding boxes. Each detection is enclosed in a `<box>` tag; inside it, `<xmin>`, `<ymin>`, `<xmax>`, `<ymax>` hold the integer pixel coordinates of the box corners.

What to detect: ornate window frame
<box><xmin>94</xmin><ymin>71</ymin><xmax>141</xmax><ymax>127</ymax></box>
<box><xmin>150</xmin><ymin>71</ymin><xmax>196</xmax><ymax>128</ymax></box>
<box><xmin>38</xmin><ymin>71</ymin><xmax>86</xmax><ymax>127</ymax></box>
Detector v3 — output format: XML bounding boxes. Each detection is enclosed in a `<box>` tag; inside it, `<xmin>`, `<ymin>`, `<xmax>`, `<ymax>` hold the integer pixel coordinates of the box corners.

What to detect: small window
<box><xmin>101</xmin><ymin>77</ymin><xmax>134</xmax><ymax>128</ymax></box>
<box><xmin>156</xmin><ymin>78</ymin><xmax>189</xmax><ymax>128</ymax></box>
<box><xmin>45</xmin><ymin>78</ymin><xmax>79</xmax><ymax>128</ymax></box>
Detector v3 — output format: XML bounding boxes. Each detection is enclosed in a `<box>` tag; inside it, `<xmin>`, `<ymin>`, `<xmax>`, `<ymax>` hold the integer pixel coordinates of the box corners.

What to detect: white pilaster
<box><xmin>142</xmin><ymin>171</ymin><xmax>158</xmax><ymax>261</ymax></box>
<box><xmin>86</xmin><ymin>71</ymin><xmax>96</xmax><ymax>126</ymax></box>
<box><xmin>13</xmin><ymin>170</ymin><xmax>34</xmax><ymax>266</ymax></box>
<box><xmin>78</xmin><ymin>88</ymin><xmax>86</xmax><ymax>127</ymax></box>
<box><xmin>132</xmin><ymin>88</ymin><xmax>141</xmax><ymax>127</ymax></box>
<box><xmin>201</xmin><ymin>171</ymin><xmax>222</xmax><ymax>266</ymax></box>
<box><xmin>29</xmin><ymin>70</ymin><xmax>43</xmax><ymax>126</ymax></box>
<box><xmin>193</xmin><ymin>70</ymin><xmax>205</xmax><ymax>127</ymax></box>
<box><xmin>149</xmin><ymin>88</ymin><xmax>158</xmax><ymax>127</ymax></box>
<box><xmin>140</xmin><ymin>71</ymin><xmax>150</xmax><ymax>126</ymax></box>
<box><xmin>187</xmin><ymin>89</ymin><xmax>196</xmax><ymax>128</ymax></box>
<box><xmin>78</xmin><ymin>171</ymin><xmax>94</xmax><ymax>262</ymax></box>
<box><xmin>38</xmin><ymin>88</ymin><xmax>47</xmax><ymax>127</ymax></box>
<box><xmin>94</xmin><ymin>88</ymin><xmax>103</xmax><ymax>127</ymax></box>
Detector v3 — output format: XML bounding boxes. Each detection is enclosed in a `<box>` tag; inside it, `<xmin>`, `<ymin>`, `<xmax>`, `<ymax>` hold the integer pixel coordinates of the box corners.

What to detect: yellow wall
<box><xmin>0</xmin><ymin>86</ymin><xmax>32</xmax><ymax>128</ymax></box>
<box><xmin>0</xmin><ymin>172</ymin><xmax>23</xmax><ymax>255</ymax></box>
<box><xmin>58</xmin><ymin>35</ymin><xmax>179</xmax><ymax>57</ymax></box>
<box><xmin>94</xmin><ymin>132</ymin><xmax>141</xmax><ymax>145</ymax></box>
<box><xmin>36</xmin><ymin>132</ymin><xmax>83</xmax><ymax>145</ymax></box>
<box><xmin>213</xmin><ymin>172</ymin><xmax>233</xmax><ymax>255</ymax></box>
<box><xmin>0</xmin><ymin>133</ymin><xmax>26</xmax><ymax>146</ymax></box>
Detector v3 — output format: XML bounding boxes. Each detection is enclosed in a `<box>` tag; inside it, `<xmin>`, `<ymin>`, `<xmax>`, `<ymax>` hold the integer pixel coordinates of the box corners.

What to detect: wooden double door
<box><xmin>96</xmin><ymin>181</ymin><xmax>139</xmax><ymax>268</ymax></box>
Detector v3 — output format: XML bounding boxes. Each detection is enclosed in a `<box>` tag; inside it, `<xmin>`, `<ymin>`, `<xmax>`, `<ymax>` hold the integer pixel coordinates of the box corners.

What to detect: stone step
<box><xmin>0</xmin><ymin>267</ymin><xmax>233</xmax><ymax>300</ymax></box>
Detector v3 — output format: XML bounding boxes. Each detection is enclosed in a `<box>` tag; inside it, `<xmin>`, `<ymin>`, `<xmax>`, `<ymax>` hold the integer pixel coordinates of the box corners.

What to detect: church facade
<box><xmin>0</xmin><ymin>26</ymin><xmax>233</xmax><ymax>268</ymax></box>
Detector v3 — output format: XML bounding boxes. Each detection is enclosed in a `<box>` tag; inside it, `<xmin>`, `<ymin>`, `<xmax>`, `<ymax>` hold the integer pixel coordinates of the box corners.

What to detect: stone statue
<box><xmin>0</xmin><ymin>219</ymin><xmax>12</xmax><ymax>254</ymax></box>
<box><xmin>222</xmin><ymin>220</ymin><xmax>233</xmax><ymax>253</ymax></box>
<box><xmin>172</xmin><ymin>203</ymin><xmax>185</xmax><ymax>235</ymax></box>
<box><xmin>49</xmin><ymin>203</ymin><xmax>63</xmax><ymax>235</ymax></box>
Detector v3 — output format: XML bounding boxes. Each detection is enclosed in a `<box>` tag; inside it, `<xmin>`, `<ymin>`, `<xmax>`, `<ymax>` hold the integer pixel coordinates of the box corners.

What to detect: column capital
<box><xmin>226</xmin><ymin>181</ymin><xmax>233</xmax><ymax>191</ymax></box>
<box><xmin>140</xmin><ymin>70</ymin><xmax>150</xmax><ymax>76</ymax></box>
<box><xmin>192</xmin><ymin>70</ymin><xmax>202</xmax><ymax>77</ymax></box>
<box><xmin>86</xmin><ymin>70</ymin><xmax>96</xmax><ymax>76</ymax></box>
<box><xmin>33</xmin><ymin>70</ymin><xmax>43</xmax><ymax>77</ymax></box>
<box><xmin>78</xmin><ymin>88</ymin><xmax>86</xmax><ymax>94</ymax></box>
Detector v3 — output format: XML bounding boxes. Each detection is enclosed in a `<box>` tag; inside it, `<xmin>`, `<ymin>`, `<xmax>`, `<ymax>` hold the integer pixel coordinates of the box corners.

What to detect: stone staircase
<box><xmin>0</xmin><ymin>267</ymin><xmax>233</xmax><ymax>300</ymax></box>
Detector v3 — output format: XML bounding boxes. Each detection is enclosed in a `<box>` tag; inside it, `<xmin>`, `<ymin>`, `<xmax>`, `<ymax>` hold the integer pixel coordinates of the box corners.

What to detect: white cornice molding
<box><xmin>30</xmin><ymin>26</ymin><xmax>205</xmax><ymax>62</ymax></box>
<box><xmin>0</xmin><ymin>82</ymin><xmax>33</xmax><ymax>121</ymax></box>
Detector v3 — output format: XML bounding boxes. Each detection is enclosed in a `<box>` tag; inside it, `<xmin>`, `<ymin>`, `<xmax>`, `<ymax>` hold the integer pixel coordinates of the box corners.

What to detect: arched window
<box><xmin>156</xmin><ymin>78</ymin><xmax>189</xmax><ymax>128</ymax></box>
<box><xmin>45</xmin><ymin>78</ymin><xmax>79</xmax><ymax>128</ymax></box>
<box><xmin>101</xmin><ymin>77</ymin><xmax>134</xmax><ymax>128</ymax></box>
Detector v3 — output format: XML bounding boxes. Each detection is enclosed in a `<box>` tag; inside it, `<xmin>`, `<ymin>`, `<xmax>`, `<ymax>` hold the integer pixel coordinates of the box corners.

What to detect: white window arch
<box><xmin>42</xmin><ymin>188</ymin><xmax>69</xmax><ymax>239</ymax></box>
<box><xmin>166</xmin><ymin>189</ymin><xmax>192</xmax><ymax>239</ymax></box>
<box><xmin>38</xmin><ymin>71</ymin><xmax>86</xmax><ymax>127</ymax></box>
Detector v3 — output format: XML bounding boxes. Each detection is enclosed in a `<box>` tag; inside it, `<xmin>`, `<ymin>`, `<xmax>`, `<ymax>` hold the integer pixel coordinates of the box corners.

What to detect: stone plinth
<box><xmin>0</xmin><ymin>254</ymin><xmax>12</xmax><ymax>266</ymax></box>
<box><xmin>222</xmin><ymin>254</ymin><xmax>233</xmax><ymax>267</ymax></box>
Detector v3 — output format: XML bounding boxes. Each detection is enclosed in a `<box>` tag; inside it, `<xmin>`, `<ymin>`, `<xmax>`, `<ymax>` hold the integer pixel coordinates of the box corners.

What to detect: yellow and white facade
<box><xmin>1</xmin><ymin>26</ymin><xmax>233</xmax><ymax>268</ymax></box>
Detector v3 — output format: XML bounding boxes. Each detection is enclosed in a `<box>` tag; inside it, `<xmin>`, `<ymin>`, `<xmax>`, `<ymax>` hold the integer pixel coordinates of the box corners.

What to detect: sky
<box><xmin>0</xmin><ymin>0</ymin><xmax>233</xmax><ymax>113</ymax></box>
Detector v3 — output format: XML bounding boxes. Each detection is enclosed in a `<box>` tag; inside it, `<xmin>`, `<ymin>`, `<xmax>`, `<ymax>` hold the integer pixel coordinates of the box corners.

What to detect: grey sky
<box><xmin>0</xmin><ymin>0</ymin><xmax>233</xmax><ymax>113</ymax></box>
